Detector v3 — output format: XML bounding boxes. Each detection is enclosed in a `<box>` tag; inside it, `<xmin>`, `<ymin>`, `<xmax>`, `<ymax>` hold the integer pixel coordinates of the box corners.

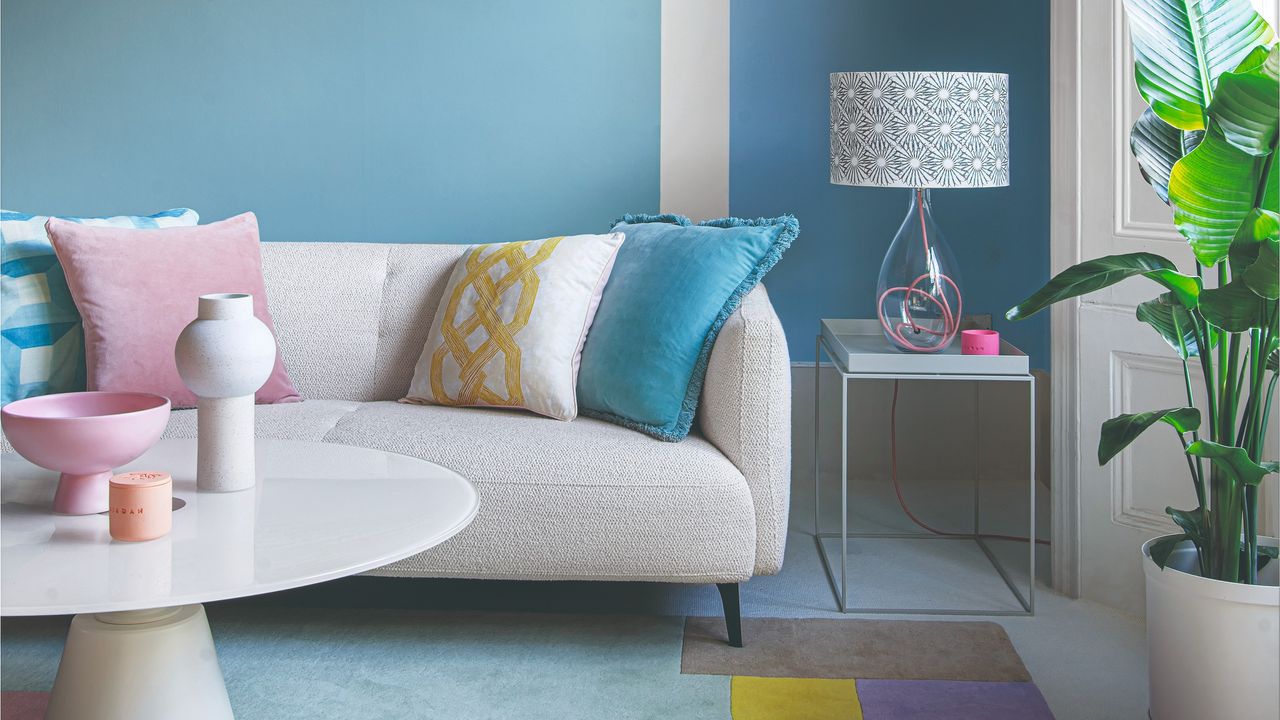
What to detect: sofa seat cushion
<box><xmin>324</xmin><ymin>401</ymin><xmax>756</xmax><ymax>582</ymax></box>
<box><xmin>162</xmin><ymin>399</ymin><xmax>362</xmax><ymax>442</ymax></box>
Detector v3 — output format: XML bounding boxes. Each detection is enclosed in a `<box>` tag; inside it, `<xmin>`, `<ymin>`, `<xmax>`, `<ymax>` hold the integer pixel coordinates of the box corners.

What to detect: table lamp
<box><xmin>830</xmin><ymin>71</ymin><xmax>1009</xmax><ymax>352</ymax></box>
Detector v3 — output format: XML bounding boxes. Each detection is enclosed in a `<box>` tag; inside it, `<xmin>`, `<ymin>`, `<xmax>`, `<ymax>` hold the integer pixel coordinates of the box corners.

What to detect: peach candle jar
<box><xmin>109</xmin><ymin>471</ymin><xmax>172</xmax><ymax>542</ymax></box>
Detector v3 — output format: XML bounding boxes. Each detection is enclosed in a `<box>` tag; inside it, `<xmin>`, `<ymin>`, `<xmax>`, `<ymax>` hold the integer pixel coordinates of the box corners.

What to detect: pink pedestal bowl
<box><xmin>1</xmin><ymin>392</ymin><xmax>171</xmax><ymax>515</ymax></box>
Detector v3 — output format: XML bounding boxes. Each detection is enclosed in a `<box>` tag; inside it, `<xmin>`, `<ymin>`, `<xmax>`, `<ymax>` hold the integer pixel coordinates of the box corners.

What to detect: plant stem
<box><xmin>1176</xmin><ymin>430</ymin><xmax>1206</xmax><ymax>509</ymax></box>
<box><xmin>1181</xmin><ymin>358</ymin><xmax>1206</xmax><ymax>504</ymax></box>
<box><xmin>1245</xmin><ymin>485</ymin><xmax>1258</xmax><ymax>584</ymax></box>
<box><xmin>1262</xmin><ymin>372</ymin><xmax>1278</xmax><ymax>445</ymax></box>
<box><xmin>1223</xmin><ymin>332</ymin><xmax>1241</xmax><ymax>444</ymax></box>
<box><xmin>1195</xmin><ymin>315</ymin><xmax>1218</xmax><ymax>443</ymax></box>
<box><xmin>1174</xmin><ymin>311</ymin><xmax>1207</xmax><ymax>489</ymax></box>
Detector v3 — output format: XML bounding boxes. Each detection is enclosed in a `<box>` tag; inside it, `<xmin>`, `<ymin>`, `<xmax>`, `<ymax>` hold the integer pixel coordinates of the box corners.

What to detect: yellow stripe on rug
<box><xmin>730</xmin><ymin>676</ymin><xmax>863</xmax><ymax>720</ymax></box>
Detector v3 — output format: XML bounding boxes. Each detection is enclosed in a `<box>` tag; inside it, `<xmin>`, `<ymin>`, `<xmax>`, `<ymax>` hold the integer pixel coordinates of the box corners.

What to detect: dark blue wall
<box><xmin>0</xmin><ymin>0</ymin><xmax>660</xmax><ymax>245</ymax></box>
<box><xmin>730</xmin><ymin>0</ymin><xmax>1051</xmax><ymax>366</ymax></box>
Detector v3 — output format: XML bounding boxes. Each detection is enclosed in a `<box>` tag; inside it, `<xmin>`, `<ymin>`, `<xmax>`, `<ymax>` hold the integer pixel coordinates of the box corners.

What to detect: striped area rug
<box><xmin>682</xmin><ymin>617</ymin><xmax>1054</xmax><ymax>719</ymax></box>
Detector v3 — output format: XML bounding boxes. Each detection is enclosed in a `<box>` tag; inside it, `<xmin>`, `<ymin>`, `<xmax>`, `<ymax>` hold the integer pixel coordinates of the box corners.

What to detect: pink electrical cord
<box><xmin>878</xmin><ymin>188</ymin><xmax>962</xmax><ymax>352</ymax></box>
<box><xmin>890</xmin><ymin>380</ymin><xmax>1050</xmax><ymax>546</ymax></box>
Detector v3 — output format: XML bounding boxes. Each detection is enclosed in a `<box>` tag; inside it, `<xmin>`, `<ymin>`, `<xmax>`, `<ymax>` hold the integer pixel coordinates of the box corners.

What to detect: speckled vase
<box><xmin>174</xmin><ymin>293</ymin><xmax>276</xmax><ymax>492</ymax></box>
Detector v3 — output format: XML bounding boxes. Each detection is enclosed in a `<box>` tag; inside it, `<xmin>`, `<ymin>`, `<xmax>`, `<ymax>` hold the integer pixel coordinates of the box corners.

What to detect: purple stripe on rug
<box><xmin>1</xmin><ymin>691</ymin><xmax>50</xmax><ymax>720</ymax></box>
<box><xmin>856</xmin><ymin>680</ymin><xmax>1054</xmax><ymax>720</ymax></box>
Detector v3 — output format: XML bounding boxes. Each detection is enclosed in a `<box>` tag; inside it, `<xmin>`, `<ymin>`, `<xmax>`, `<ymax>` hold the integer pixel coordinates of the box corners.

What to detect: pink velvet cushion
<box><xmin>46</xmin><ymin>212</ymin><xmax>300</xmax><ymax>408</ymax></box>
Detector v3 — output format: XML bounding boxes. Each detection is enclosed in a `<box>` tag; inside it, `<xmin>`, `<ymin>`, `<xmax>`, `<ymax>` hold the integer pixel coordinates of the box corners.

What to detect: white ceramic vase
<box><xmin>1142</xmin><ymin>535</ymin><xmax>1280</xmax><ymax>720</ymax></box>
<box><xmin>174</xmin><ymin>293</ymin><xmax>275</xmax><ymax>492</ymax></box>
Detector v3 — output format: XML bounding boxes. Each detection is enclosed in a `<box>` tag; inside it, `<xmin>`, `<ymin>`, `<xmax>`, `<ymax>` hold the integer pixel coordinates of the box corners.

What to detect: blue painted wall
<box><xmin>730</xmin><ymin>0</ymin><xmax>1051</xmax><ymax>366</ymax></box>
<box><xmin>0</xmin><ymin>0</ymin><xmax>659</xmax><ymax>245</ymax></box>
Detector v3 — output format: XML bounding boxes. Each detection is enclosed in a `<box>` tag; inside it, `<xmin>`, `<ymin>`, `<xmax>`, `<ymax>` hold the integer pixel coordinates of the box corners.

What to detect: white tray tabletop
<box><xmin>820</xmin><ymin>319</ymin><xmax>1030</xmax><ymax>377</ymax></box>
<box><xmin>1</xmin><ymin>438</ymin><xmax>477</xmax><ymax>616</ymax></box>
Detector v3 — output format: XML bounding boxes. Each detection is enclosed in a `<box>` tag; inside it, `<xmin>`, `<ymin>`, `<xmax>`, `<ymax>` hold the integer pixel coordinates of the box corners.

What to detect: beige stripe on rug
<box><xmin>681</xmin><ymin>617</ymin><xmax>1031</xmax><ymax>682</ymax></box>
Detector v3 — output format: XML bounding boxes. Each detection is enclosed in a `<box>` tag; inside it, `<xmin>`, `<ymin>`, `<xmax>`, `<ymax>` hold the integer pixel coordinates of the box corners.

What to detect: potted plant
<box><xmin>1006</xmin><ymin>1</ymin><xmax>1279</xmax><ymax>718</ymax></box>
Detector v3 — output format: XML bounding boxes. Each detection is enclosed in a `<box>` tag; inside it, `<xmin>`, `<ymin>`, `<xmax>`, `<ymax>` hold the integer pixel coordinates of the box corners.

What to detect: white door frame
<box><xmin>1049</xmin><ymin>0</ymin><xmax>1082</xmax><ymax>597</ymax></box>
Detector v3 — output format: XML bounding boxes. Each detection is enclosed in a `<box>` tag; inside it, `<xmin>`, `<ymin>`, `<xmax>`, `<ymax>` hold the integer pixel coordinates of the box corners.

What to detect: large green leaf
<box><xmin>1244</xmin><ymin>236</ymin><xmax>1279</xmax><ymax>299</ymax></box>
<box><xmin>1006</xmin><ymin>253</ymin><xmax>1200</xmax><ymax>321</ymax></box>
<box><xmin>1123</xmin><ymin>0</ymin><xmax>1274</xmax><ymax>130</ymax></box>
<box><xmin>1136</xmin><ymin>292</ymin><xmax>1207</xmax><ymax>357</ymax></box>
<box><xmin>1258</xmin><ymin>545</ymin><xmax>1278</xmax><ymax>572</ymax></box>
<box><xmin>1225</xmin><ymin>208</ymin><xmax>1280</xmax><ymax>299</ymax></box>
<box><xmin>1131</xmin><ymin>108</ymin><xmax>1186</xmax><ymax>203</ymax></box>
<box><xmin>1167</xmin><ymin>505</ymin><xmax>1207</xmax><ymax>543</ymax></box>
<box><xmin>1169</xmin><ymin>125</ymin><xmax>1268</xmax><ymax>265</ymax></box>
<box><xmin>1149</xmin><ymin>533</ymin><xmax>1189</xmax><ymax>569</ymax></box>
<box><xmin>1199</xmin><ymin>276</ymin><xmax>1269</xmax><ymax>330</ymax></box>
<box><xmin>1207</xmin><ymin>45</ymin><xmax>1280</xmax><ymax>156</ymax></box>
<box><xmin>1266</xmin><ymin>148</ymin><xmax>1280</xmax><ymax>212</ymax></box>
<box><xmin>1099</xmin><ymin>407</ymin><xmax>1201</xmax><ymax>465</ymax></box>
<box><xmin>1187</xmin><ymin>439</ymin><xmax>1273</xmax><ymax>486</ymax></box>
<box><xmin>1227</xmin><ymin>209</ymin><xmax>1280</xmax><ymax>273</ymax></box>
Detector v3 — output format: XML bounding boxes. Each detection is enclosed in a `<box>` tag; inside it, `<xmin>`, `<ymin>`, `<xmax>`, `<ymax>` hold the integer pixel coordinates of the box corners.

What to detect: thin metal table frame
<box><xmin>813</xmin><ymin>334</ymin><xmax>1036</xmax><ymax>616</ymax></box>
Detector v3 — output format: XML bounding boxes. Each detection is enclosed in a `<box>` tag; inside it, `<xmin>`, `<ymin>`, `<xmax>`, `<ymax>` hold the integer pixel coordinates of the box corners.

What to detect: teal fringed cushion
<box><xmin>577</xmin><ymin>213</ymin><xmax>797</xmax><ymax>441</ymax></box>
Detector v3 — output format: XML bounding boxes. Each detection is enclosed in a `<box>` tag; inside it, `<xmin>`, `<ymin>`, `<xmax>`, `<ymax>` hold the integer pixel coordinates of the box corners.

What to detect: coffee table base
<box><xmin>46</xmin><ymin>604</ymin><xmax>233</xmax><ymax>720</ymax></box>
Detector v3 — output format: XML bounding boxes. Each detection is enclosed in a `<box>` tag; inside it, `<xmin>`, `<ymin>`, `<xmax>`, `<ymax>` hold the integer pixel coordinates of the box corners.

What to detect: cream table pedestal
<box><xmin>2</xmin><ymin>439</ymin><xmax>477</xmax><ymax>720</ymax></box>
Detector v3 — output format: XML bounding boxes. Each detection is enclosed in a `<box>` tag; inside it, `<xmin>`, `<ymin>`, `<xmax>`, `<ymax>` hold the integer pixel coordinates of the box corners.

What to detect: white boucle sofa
<box><xmin>15</xmin><ymin>241</ymin><xmax>793</xmax><ymax>644</ymax></box>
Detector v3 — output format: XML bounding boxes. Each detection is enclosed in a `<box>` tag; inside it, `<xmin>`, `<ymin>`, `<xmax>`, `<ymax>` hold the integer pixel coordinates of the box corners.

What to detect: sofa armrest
<box><xmin>697</xmin><ymin>285</ymin><xmax>791</xmax><ymax>575</ymax></box>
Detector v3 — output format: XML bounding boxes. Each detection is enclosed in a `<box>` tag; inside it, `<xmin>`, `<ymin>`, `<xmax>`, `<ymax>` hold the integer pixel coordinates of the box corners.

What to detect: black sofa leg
<box><xmin>717</xmin><ymin>582</ymin><xmax>743</xmax><ymax>648</ymax></box>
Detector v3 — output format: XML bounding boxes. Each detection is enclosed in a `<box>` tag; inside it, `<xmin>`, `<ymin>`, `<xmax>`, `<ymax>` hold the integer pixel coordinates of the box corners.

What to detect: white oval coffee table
<box><xmin>1</xmin><ymin>438</ymin><xmax>477</xmax><ymax>720</ymax></box>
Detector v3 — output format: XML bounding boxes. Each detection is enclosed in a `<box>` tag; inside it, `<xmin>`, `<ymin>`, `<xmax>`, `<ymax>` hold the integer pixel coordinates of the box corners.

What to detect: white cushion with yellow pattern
<box><xmin>403</xmin><ymin>233</ymin><xmax>623</xmax><ymax>421</ymax></box>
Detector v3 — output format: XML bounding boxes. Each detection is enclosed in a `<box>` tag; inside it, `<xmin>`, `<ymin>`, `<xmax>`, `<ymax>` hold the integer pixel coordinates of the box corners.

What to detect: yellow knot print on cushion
<box><xmin>429</xmin><ymin>237</ymin><xmax>563</xmax><ymax>407</ymax></box>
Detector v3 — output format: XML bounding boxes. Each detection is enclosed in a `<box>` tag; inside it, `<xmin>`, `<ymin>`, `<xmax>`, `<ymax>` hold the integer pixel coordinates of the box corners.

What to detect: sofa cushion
<box><xmin>577</xmin><ymin>214</ymin><xmax>797</xmax><ymax>442</ymax></box>
<box><xmin>323</xmin><ymin>401</ymin><xmax>757</xmax><ymax>582</ymax></box>
<box><xmin>1</xmin><ymin>208</ymin><xmax>199</xmax><ymax>405</ymax></box>
<box><xmin>163</xmin><ymin>399</ymin><xmax>361</xmax><ymax>443</ymax></box>
<box><xmin>405</xmin><ymin>233</ymin><xmax>623</xmax><ymax>421</ymax></box>
<box><xmin>45</xmin><ymin>212</ymin><xmax>300</xmax><ymax>407</ymax></box>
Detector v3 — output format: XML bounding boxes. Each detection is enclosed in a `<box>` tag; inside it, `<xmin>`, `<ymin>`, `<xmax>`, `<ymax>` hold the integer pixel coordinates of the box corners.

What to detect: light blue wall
<box><xmin>730</xmin><ymin>0</ymin><xmax>1051</xmax><ymax>366</ymax></box>
<box><xmin>0</xmin><ymin>0</ymin><xmax>660</xmax><ymax>244</ymax></box>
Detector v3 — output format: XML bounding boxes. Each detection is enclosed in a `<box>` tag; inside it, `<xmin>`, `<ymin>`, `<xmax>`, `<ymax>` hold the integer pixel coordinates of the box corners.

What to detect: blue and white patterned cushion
<box><xmin>1</xmin><ymin>208</ymin><xmax>199</xmax><ymax>405</ymax></box>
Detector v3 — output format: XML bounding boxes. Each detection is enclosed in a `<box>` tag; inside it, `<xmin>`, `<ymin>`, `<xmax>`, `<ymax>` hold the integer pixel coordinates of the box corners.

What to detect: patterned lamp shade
<box><xmin>830</xmin><ymin>71</ymin><xmax>1009</xmax><ymax>189</ymax></box>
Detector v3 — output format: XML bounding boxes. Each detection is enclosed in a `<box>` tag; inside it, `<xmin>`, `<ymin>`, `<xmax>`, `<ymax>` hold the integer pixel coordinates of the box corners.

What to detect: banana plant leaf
<box><xmin>1244</xmin><ymin>237</ymin><xmax>1279</xmax><ymax>299</ymax></box>
<box><xmin>1267</xmin><ymin>151</ymin><xmax>1280</xmax><ymax>211</ymax></box>
<box><xmin>1167</xmin><ymin>505</ymin><xmax>1207</xmax><ymax>543</ymax></box>
<box><xmin>1123</xmin><ymin>0</ymin><xmax>1274</xmax><ymax>130</ymax></box>
<box><xmin>1006</xmin><ymin>253</ymin><xmax>1200</xmax><ymax>321</ymax></box>
<box><xmin>1169</xmin><ymin>125</ymin><xmax>1268</xmax><ymax>266</ymax></box>
<box><xmin>1149</xmin><ymin>533</ymin><xmax>1190</xmax><ymax>569</ymax></box>
<box><xmin>1131</xmin><ymin>109</ymin><xmax>1185</xmax><ymax>203</ymax></box>
<box><xmin>1256</xmin><ymin>546</ymin><xmax>1277</xmax><ymax>572</ymax></box>
<box><xmin>1207</xmin><ymin>46</ymin><xmax>1280</xmax><ymax>156</ymax></box>
<box><xmin>1187</xmin><ymin>440</ymin><xmax>1273</xmax><ymax>486</ymax></box>
<box><xmin>1172</xmin><ymin>127</ymin><xmax>1269</xmax><ymax>265</ymax></box>
<box><xmin>1199</xmin><ymin>276</ymin><xmax>1269</xmax><ymax>330</ymax></box>
<box><xmin>1136</xmin><ymin>292</ymin><xmax>1207</xmax><ymax>357</ymax></box>
<box><xmin>1099</xmin><ymin>407</ymin><xmax>1200</xmax><ymax>465</ymax></box>
<box><xmin>1226</xmin><ymin>209</ymin><xmax>1280</xmax><ymax>301</ymax></box>
<box><xmin>1228</xmin><ymin>208</ymin><xmax>1280</xmax><ymax>270</ymax></box>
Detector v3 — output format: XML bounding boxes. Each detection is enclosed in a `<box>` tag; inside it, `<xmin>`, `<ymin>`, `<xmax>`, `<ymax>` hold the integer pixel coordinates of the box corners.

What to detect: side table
<box><xmin>813</xmin><ymin>319</ymin><xmax>1036</xmax><ymax>616</ymax></box>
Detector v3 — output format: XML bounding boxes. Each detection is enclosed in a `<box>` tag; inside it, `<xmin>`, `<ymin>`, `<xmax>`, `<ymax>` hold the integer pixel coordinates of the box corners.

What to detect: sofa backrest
<box><xmin>260</xmin><ymin>242</ymin><xmax>465</xmax><ymax>401</ymax></box>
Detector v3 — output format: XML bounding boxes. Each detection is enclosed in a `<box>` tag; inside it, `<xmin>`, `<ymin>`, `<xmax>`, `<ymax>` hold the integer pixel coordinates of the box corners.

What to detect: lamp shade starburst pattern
<box><xmin>830</xmin><ymin>71</ymin><xmax>1010</xmax><ymax>189</ymax></box>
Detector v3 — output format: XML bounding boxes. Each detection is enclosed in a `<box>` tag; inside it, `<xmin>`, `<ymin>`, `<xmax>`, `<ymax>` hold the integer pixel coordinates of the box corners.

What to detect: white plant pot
<box><xmin>1142</xmin><ymin>535</ymin><xmax>1280</xmax><ymax>720</ymax></box>
<box><xmin>174</xmin><ymin>293</ymin><xmax>275</xmax><ymax>493</ymax></box>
